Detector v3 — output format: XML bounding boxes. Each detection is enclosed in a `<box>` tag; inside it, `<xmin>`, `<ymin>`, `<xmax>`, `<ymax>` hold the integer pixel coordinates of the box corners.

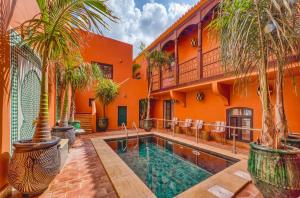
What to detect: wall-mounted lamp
<box><xmin>191</xmin><ymin>38</ymin><xmax>198</xmax><ymax>47</ymax></box>
<box><xmin>196</xmin><ymin>92</ymin><xmax>205</xmax><ymax>101</ymax></box>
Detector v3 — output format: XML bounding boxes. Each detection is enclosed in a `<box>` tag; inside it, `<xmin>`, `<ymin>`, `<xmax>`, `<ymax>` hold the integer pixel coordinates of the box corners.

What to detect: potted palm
<box><xmin>211</xmin><ymin>0</ymin><xmax>300</xmax><ymax>197</ymax></box>
<box><xmin>139</xmin><ymin>43</ymin><xmax>170</xmax><ymax>131</ymax></box>
<box><xmin>95</xmin><ymin>79</ymin><xmax>119</xmax><ymax>131</ymax></box>
<box><xmin>8</xmin><ymin>0</ymin><xmax>116</xmax><ymax>196</ymax></box>
<box><xmin>52</xmin><ymin>51</ymin><xmax>83</xmax><ymax>146</ymax></box>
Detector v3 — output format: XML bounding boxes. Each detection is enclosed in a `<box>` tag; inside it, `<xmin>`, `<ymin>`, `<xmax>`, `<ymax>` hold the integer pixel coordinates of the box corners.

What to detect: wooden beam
<box><xmin>212</xmin><ymin>82</ymin><xmax>230</xmax><ymax>106</ymax></box>
<box><xmin>170</xmin><ymin>90</ymin><xmax>186</xmax><ymax>107</ymax></box>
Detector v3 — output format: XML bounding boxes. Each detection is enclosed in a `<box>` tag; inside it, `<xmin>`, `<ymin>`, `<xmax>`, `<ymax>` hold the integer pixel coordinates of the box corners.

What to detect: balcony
<box><xmin>151</xmin><ymin>47</ymin><xmax>223</xmax><ymax>92</ymax></box>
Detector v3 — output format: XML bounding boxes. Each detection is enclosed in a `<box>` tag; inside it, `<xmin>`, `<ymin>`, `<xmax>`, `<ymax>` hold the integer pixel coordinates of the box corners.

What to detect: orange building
<box><xmin>75</xmin><ymin>31</ymin><xmax>147</xmax><ymax>131</ymax></box>
<box><xmin>134</xmin><ymin>0</ymin><xmax>300</xmax><ymax>144</ymax></box>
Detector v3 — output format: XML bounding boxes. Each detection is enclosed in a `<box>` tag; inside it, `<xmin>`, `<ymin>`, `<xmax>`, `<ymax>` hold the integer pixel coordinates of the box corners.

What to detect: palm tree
<box><xmin>210</xmin><ymin>0</ymin><xmax>299</xmax><ymax>148</ymax></box>
<box><xmin>140</xmin><ymin>46</ymin><xmax>170</xmax><ymax>122</ymax></box>
<box><xmin>69</xmin><ymin>63</ymin><xmax>102</xmax><ymax>122</ymax></box>
<box><xmin>18</xmin><ymin>0</ymin><xmax>117</xmax><ymax>143</ymax></box>
<box><xmin>132</xmin><ymin>63</ymin><xmax>141</xmax><ymax>79</ymax></box>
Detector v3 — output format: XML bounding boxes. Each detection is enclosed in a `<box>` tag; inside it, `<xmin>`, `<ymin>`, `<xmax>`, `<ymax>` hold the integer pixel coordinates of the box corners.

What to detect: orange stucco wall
<box><xmin>75</xmin><ymin>31</ymin><xmax>147</xmax><ymax>130</ymax></box>
<box><xmin>151</xmin><ymin>76</ymin><xmax>300</xmax><ymax>141</ymax></box>
<box><xmin>178</xmin><ymin>30</ymin><xmax>198</xmax><ymax>64</ymax></box>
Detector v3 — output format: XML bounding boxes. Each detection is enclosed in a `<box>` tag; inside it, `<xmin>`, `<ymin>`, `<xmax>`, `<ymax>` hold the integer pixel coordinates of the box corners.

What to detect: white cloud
<box><xmin>103</xmin><ymin>0</ymin><xmax>192</xmax><ymax>57</ymax></box>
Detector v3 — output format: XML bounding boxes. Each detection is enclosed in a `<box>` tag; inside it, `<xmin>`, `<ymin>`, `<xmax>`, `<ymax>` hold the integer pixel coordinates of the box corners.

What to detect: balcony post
<box><xmin>198</xmin><ymin>20</ymin><xmax>203</xmax><ymax>79</ymax></box>
<box><xmin>159</xmin><ymin>43</ymin><xmax>162</xmax><ymax>89</ymax></box>
<box><xmin>175</xmin><ymin>37</ymin><xmax>179</xmax><ymax>85</ymax></box>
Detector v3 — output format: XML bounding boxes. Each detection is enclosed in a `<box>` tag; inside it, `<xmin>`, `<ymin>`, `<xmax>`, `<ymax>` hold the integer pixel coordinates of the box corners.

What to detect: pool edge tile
<box><xmin>91</xmin><ymin>137</ymin><xmax>156</xmax><ymax>198</ymax></box>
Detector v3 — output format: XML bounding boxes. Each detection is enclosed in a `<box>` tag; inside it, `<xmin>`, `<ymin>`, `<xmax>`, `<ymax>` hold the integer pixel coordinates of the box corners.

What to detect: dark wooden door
<box><xmin>163</xmin><ymin>100</ymin><xmax>172</xmax><ymax>129</ymax></box>
<box><xmin>118</xmin><ymin>106</ymin><xmax>127</xmax><ymax>126</ymax></box>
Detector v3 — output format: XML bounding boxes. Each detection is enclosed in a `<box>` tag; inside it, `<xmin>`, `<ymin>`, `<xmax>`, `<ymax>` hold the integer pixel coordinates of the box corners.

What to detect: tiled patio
<box><xmin>10</xmin><ymin>130</ymin><xmax>262</xmax><ymax>198</ymax></box>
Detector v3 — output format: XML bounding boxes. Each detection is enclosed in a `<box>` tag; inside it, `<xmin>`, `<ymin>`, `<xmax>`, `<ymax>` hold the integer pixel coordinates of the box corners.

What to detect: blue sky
<box><xmin>135</xmin><ymin>0</ymin><xmax>199</xmax><ymax>9</ymax></box>
<box><xmin>104</xmin><ymin>0</ymin><xmax>199</xmax><ymax>57</ymax></box>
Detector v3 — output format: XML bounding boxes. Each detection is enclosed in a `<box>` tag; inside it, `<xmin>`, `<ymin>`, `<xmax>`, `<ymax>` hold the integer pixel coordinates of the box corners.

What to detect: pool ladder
<box><xmin>132</xmin><ymin>122</ymin><xmax>139</xmax><ymax>149</ymax></box>
<box><xmin>121</xmin><ymin>123</ymin><xmax>128</xmax><ymax>151</ymax></box>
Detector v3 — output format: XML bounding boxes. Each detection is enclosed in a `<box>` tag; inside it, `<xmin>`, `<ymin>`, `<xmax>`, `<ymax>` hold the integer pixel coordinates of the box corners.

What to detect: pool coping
<box><xmin>91</xmin><ymin>131</ymin><xmax>251</xmax><ymax>198</ymax></box>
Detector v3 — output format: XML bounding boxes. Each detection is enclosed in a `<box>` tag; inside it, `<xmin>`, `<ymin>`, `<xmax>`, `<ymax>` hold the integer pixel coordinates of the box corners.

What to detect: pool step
<box><xmin>75</xmin><ymin>113</ymin><xmax>93</xmax><ymax>133</ymax></box>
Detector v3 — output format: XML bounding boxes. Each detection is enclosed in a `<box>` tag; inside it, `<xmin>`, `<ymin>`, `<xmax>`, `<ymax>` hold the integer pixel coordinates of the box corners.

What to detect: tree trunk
<box><xmin>69</xmin><ymin>88</ymin><xmax>76</xmax><ymax>122</ymax></box>
<box><xmin>275</xmin><ymin>62</ymin><xmax>287</xmax><ymax>144</ymax></box>
<box><xmin>60</xmin><ymin>83</ymin><xmax>70</xmax><ymax>127</ymax></box>
<box><xmin>146</xmin><ymin>75</ymin><xmax>152</xmax><ymax>120</ymax></box>
<box><xmin>33</xmin><ymin>62</ymin><xmax>51</xmax><ymax>142</ymax></box>
<box><xmin>255</xmin><ymin>0</ymin><xmax>275</xmax><ymax>147</ymax></box>
<box><xmin>103</xmin><ymin>103</ymin><xmax>106</xmax><ymax>118</ymax></box>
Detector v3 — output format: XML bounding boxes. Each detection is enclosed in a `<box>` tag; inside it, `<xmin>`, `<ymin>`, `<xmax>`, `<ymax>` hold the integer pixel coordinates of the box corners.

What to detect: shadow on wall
<box><xmin>0</xmin><ymin>0</ymin><xmax>17</xmax><ymax>192</ymax></box>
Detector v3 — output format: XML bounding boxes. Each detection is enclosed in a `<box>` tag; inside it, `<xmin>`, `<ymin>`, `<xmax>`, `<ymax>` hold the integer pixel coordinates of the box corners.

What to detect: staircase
<box><xmin>75</xmin><ymin>113</ymin><xmax>93</xmax><ymax>133</ymax></box>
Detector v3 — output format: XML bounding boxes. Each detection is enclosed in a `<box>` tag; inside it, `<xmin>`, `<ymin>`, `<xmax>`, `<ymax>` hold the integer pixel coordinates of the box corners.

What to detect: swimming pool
<box><xmin>106</xmin><ymin>135</ymin><xmax>238</xmax><ymax>198</ymax></box>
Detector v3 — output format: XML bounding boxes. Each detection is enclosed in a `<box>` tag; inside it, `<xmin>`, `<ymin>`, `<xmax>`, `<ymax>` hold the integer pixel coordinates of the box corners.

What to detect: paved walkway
<box><xmin>10</xmin><ymin>130</ymin><xmax>262</xmax><ymax>198</ymax></box>
<box><xmin>40</xmin><ymin>136</ymin><xmax>117</xmax><ymax>198</ymax></box>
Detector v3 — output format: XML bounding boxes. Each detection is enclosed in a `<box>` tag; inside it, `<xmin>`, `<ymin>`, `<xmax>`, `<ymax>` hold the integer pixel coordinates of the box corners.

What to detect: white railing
<box><xmin>148</xmin><ymin>118</ymin><xmax>262</xmax><ymax>154</ymax></box>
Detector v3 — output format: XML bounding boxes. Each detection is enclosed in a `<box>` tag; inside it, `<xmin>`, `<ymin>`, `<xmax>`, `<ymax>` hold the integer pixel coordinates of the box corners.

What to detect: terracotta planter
<box><xmin>98</xmin><ymin>117</ymin><xmax>108</xmax><ymax>132</ymax></box>
<box><xmin>8</xmin><ymin>137</ymin><xmax>61</xmax><ymax>196</ymax></box>
<box><xmin>201</xmin><ymin>130</ymin><xmax>210</xmax><ymax>141</ymax></box>
<box><xmin>68</xmin><ymin>120</ymin><xmax>81</xmax><ymax>129</ymax></box>
<box><xmin>143</xmin><ymin>119</ymin><xmax>153</xmax><ymax>132</ymax></box>
<box><xmin>52</xmin><ymin>126</ymin><xmax>76</xmax><ymax>146</ymax></box>
<box><xmin>248</xmin><ymin>143</ymin><xmax>300</xmax><ymax>198</ymax></box>
<box><xmin>282</xmin><ymin>134</ymin><xmax>300</xmax><ymax>149</ymax></box>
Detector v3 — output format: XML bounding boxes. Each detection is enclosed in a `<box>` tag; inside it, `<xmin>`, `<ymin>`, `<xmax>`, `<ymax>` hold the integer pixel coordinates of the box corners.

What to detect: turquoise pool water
<box><xmin>107</xmin><ymin>136</ymin><xmax>236</xmax><ymax>198</ymax></box>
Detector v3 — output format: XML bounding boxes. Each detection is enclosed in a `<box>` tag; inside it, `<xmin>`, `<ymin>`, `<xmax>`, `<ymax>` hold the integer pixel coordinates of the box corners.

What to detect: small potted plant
<box><xmin>95</xmin><ymin>79</ymin><xmax>119</xmax><ymax>131</ymax></box>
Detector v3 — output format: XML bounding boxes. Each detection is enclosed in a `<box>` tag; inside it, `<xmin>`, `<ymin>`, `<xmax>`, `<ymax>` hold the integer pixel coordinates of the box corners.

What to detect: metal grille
<box><xmin>10</xmin><ymin>30</ymin><xmax>41</xmax><ymax>151</ymax></box>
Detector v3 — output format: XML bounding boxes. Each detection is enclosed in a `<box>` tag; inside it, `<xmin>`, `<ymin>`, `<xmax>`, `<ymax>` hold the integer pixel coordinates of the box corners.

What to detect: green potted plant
<box><xmin>211</xmin><ymin>0</ymin><xmax>300</xmax><ymax>197</ymax></box>
<box><xmin>95</xmin><ymin>79</ymin><xmax>119</xmax><ymax>131</ymax></box>
<box><xmin>7</xmin><ymin>0</ymin><xmax>116</xmax><ymax>196</ymax></box>
<box><xmin>139</xmin><ymin>43</ymin><xmax>170</xmax><ymax>131</ymax></box>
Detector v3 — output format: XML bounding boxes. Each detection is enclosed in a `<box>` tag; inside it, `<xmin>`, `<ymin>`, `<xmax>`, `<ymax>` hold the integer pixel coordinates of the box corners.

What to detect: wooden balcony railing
<box><xmin>202</xmin><ymin>47</ymin><xmax>222</xmax><ymax>78</ymax></box>
<box><xmin>150</xmin><ymin>47</ymin><xmax>223</xmax><ymax>92</ymax></box>
<box><xmin>162</xmin><ymin>66</ymin><xmax>176</xmax><ymax>89</ymax></box>
<box><xmin>178</xmin><ymin>57</ymin><xmax>199</xmax><ymax>85</ymax></box>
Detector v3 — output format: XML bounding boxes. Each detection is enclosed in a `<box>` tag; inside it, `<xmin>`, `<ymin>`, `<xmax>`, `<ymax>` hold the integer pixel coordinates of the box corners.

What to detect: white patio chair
<box><xmin>191</xmin><ymin>120</ymin><xmax>204</xmax><ymax>137</ymax></box>
<box><xmin>211</xmin><ymin>121</ymin><xmax>226</xmax><ymax>144</ymax></box>
<box><xmin>170</xmin><ymin>117</ymin><xmax>179</xmax><ymax>132</ymax></box>
<box><xmin>180</xmin><ymin>119</ymin><xmax>193</xmax><ymax>135</ymax></box>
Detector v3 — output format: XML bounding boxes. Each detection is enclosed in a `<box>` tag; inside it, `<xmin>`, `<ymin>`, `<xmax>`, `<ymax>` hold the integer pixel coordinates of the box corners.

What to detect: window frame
<box><xmin>92</xmin><ymin>61</ymin><xmax>113</xmax><ymax>79</ymax></box>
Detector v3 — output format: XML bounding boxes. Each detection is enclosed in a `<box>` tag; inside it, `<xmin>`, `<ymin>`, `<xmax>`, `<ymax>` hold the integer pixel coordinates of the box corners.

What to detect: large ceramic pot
<box><xmin>98</xmin><ymin>117</ymin><xmax>108</xmax><ymax>132</ymax></box>
<box><xmin>248</xmin><ymin>143</ymin><xmax>300</xmax><ymax>198</ymax></box>
<box><xmin>8</xmin><ymin>137</ymin><xmax>61</xmax><ymax>196</ymax></box>
<box><xmin>68</xmin><ymin>120</ymin><xmax>81</xmax><ymax>129</ymax></box>
<box><xmin>282</xmin><ymin>134</ymin><xmax>300</xmax><ymax>149</ymax></box>
<box><xmin>143</xmin><ymin>119</ymin><xmax>153</xmax><ymax>132</ymax></box>
<box><xmin>52</xmin><ymin>126</ymin><xmax>75</xmax><ymax>146</ymax></box>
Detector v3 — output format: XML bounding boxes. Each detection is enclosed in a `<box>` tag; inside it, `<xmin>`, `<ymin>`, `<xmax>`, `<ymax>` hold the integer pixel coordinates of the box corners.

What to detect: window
<box><xmin>226</xmin><ymin>107</ymin><xmax>253</xmax><ymax>142</ymax></box>
<box><xmin>92</xmin><ymin>61</ymin><xmax>113</xmax><ymax>79</ymax></box>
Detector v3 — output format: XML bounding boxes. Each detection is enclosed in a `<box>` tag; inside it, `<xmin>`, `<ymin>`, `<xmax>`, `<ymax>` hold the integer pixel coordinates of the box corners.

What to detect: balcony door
<box><xmin>226</xmin><ymin>107</ymin><xmax>253</xmax><ymax>142</ymax></box>
<box><xmin>163</xmin><ymin>100</ymin><xmax>173</xmax><ymax>129</ymax></box>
